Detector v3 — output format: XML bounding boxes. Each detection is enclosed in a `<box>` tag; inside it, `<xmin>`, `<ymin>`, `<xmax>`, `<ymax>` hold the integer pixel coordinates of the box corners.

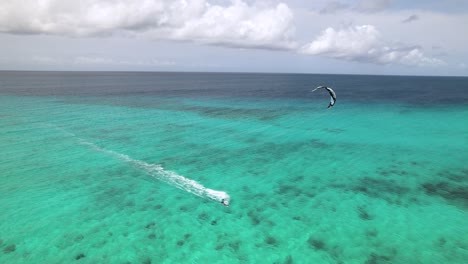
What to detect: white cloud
<box><xmin>166</xmin><ymin>1</ymin><xmax>296</xmax><ymax>49</ymax></box>
<box><xmin>0</xmin><ymin>0</ymin><xmax>296</xmax><ymax>50</ymax></box>
<box><xmin>300</xmin><ymin>25</ymin><xmax>444</xmax><ymax>66</ymax></box>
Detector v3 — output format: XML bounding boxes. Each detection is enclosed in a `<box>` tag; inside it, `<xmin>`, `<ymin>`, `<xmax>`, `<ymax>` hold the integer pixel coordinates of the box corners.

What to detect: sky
<box><xmin>0</xmin><ymin>0</ymin><xmax>467</xmax><ymax>76</ymax></box>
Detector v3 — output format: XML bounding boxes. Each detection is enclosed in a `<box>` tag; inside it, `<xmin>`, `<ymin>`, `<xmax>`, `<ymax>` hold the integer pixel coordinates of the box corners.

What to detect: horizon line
<box><xmin>0</xmin><ymin>69</ymin><xmax>467</xmax><ymax>78</ymax></box>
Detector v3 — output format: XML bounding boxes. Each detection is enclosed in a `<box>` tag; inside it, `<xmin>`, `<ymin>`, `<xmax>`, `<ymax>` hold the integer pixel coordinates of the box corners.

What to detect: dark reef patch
<box><xmin>198</xmin><ymin>212</ymin><xmax>208</xmax><ymax>221</ymax></box>
<box><xmin>276</xmin><ymin>184</ymin><xmax>302</xmax><ymax>196</ymax></box>
<box><xmin>307</xmin><ymin>237</ymin><xmax>344</xmax><ymax>262</ymax></box>
<box><xmin>265</xmin><ymin>235</ymin><xmax>278</xmax><ymax>246</ymax></box>
<box><xmin>145</xmin><ymin>222</ymin><xmax>156</xmax><ymax>229</ymax></box>
<box><xmin>179</xmin><ymin>205</ymin><xmax>188</xmax><ymax>212</ymax></box>
<box><xmin>357</xmin><ymin>206</ymin><xmax>374</xmax><ymax>221</ymax></box>
<box><xmin>176</xmin><ymin>240</ymin><xmax>184</xmax><ymax>246</ymax></box>
<box><xmin>228</xmin><ymin>240</ymin><xmax>241</xmax><ymax>252</ymax></box>
<box><xmin>125</xmin><ymin>201</ymin><xmax>135</xmax><ymax>207</ymax></box>
<box><xmin>437</xmin><ymin>237</ymin><xmax>447</xmax><ymax>247</ymax></box>
<box><xmin>3</xmin><ymin>244</ymin><xmax>16</xmax><ymax>254</ymax></box>
<box><xmin>283</xmin><ymin>255</ymin><xmax>294</xmax><ymax>264</ymax></box>
<box><xmin>180</xmin><ymin>105</ymin><xmax>282</xmax><ymax>121</ymax></box>
<box><xmin>365</xmin><ymin>229</ymin><xmax>378</xmax><ymax>238</ymax></box>
<box><xmin>75</xmin><ymin>253</ymin><xmax>85</xmax><ymax>260</ymax></box>
<box><xmin>292</xmin><ymin>175</ymin><xmax>304</xmax><ymax>182</ymax></box>
<box><xmin>141</xmin><ymin>256</ymin><xmax>152</xmax><ymax>264</ymax></box>
<box><xmin>247</xmin><ymin>210</ymin><xmax>261</xmax><ymax>225</ymax></box>
<box><xmin>346</xmin><ymin>177</ymin><xmax>411</xmax><ymax>205</ymax></box>
<box><xmin>376</xmin><ymin>167</ymin><xmax>409</xmax><ymax>177</ymax></box>
<box><xmin>307</xmin><ymin>237</ymin><xmax>325</xmax><ymax>251</ymax></box>
<box><xmin>365</xmin><ymin>253</ymin><xmax>392</xmax><ymax>264</ymax></box>
<box><xmin>437</xmin><ymin>169</ymin><xmax>468</xmax><ymax>184</ymax></box>
<box><xmin>358</xmin><ymin>177</ymin><xmax>409</xmax><ymax>197</ymax></box>
<box><xmin>421</xmin><ymin>181</ymin><xmax>468</xmax><ymax>208</ymax></box>
<box><xmin>215</xmin><ymin>244</ymin><xmax>224</xmax><ymax>251</ymax></box>
<box><xmin>309</xmin><ymin>139</ymin><xmax>331</xmax><ymax>149</ymax></box>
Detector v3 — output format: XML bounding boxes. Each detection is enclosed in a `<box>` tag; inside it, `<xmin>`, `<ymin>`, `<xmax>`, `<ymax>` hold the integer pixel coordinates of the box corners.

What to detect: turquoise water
<box><xmin>1</xmin><ymin>72</ymin><xmax>467</xmax><ymax>263</ymax></box>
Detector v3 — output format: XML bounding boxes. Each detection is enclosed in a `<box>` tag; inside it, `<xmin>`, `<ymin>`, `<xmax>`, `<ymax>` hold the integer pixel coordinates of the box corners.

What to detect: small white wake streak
<box><xmin>80</xmin><ymin>140</ymin><xmax>230</xmax><ymax>205</ymax></box>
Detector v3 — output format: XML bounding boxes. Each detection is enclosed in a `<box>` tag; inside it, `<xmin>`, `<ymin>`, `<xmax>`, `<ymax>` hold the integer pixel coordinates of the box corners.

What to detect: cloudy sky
<box><xmin>1</xmin><ymin>0</ymin><xmax>467</xmax><ymax>76</ymax></box>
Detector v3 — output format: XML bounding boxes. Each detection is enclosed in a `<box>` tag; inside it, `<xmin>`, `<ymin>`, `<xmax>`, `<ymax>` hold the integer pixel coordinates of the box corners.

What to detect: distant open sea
<box><xmin>1</xmin><ymin>71</ymin><xmax>467</xmax><ymax>263</ymax></box>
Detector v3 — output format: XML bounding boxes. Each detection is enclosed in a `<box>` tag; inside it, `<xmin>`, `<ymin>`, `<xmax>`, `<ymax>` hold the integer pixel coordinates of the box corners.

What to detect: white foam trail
<box><xmin>44</xmin><ymin>123</ymin><xmax>231</xmax><ymax>204</ymax></box>
<box><xmin>79</xmin><ymin>140</ymin><xmax>230</xmax><ymax>205</ymax></box>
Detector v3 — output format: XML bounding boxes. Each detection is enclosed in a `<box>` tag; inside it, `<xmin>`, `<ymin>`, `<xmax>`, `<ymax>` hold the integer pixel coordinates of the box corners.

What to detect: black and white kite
<box><xmin>312</xmin><ymin>86</ymin><xmax>337</xmax><ymax>109</ymax></box>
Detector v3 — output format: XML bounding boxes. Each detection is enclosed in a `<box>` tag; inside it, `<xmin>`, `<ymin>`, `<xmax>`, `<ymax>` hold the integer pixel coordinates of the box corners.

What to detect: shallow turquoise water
<box><xmin>1</xmin><ymin>75</ymin><xmax>468</xmax><ymax>263</ymax></box>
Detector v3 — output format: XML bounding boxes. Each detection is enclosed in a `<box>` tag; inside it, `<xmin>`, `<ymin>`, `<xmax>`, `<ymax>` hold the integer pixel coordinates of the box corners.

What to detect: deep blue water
<box><xmin>1</xmin><ymin>71</ymin><xmax>467</xmax><ymax>105</ymax></box>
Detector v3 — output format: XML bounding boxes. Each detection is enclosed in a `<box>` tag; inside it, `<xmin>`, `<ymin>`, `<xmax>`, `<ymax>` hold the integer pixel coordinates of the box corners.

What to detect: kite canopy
<box><xmin>312</xmin><ymin>86</ymin><xmax>337</xmax><ymax>108</ymax></box>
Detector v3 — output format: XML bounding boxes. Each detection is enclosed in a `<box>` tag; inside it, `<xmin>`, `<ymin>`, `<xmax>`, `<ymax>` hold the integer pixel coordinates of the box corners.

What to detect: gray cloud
<box><xmin>320</xmin><ymin>1</ymin><xmax>350</xmax><ymax>14</ymax></box>
<box><xmin>0</xmin><ymin>0</ymin><xmax>297</xmax><ymax>50</ymax></box>
<box><xmin>402</xmin><ymin>14</ymin><xmax>419</xmax><ymax>23</ymax></box>
<box><xmin>321</xmin><ymin>0</ymin><xmax>392</xmax><ymax>14</ymax></box>
<box><xmin>73</xmin><ymin>56</ymin><xmax>176</xmax><ymax>66</ymax></box>
<box><xmin>357</xmin><ymin>0</ymin><xmax>392</xmax><ymax>13</ymax></box>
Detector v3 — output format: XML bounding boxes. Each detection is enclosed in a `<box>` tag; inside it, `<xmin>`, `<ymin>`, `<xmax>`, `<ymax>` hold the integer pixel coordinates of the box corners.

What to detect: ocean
<box><xmin>0</xmin><ymin>71</ymin><xmax>467</xmax><ymax>263</ymax></box>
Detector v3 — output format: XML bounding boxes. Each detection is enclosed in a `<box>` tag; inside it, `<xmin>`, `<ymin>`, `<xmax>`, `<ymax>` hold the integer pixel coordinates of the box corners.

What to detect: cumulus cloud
<box><xmin>300</xmin><ymin>25</ymin><xmax>444</xmax><ymax>66</ymax></box>
<box><xmin>0</xmin><ymin>0</ymin><xmax>296</xmax><ymax>49</ymax></box>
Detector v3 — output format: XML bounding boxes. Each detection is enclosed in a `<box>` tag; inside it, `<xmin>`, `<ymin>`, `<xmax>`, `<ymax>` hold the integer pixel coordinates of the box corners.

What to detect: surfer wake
<box><xmin>81</xmin><ymin>140</ymin><xmax>230</xmax><ymax>206</ymax></box>
<box><xmin>80</xmin><ymin>140</ymin><xmax>230</xmax><ymax>206</ymax></box>
<box><xmin>45</xmin><ymin>124</ymin><xmax>231</xmax><ymax>207</ymax></box>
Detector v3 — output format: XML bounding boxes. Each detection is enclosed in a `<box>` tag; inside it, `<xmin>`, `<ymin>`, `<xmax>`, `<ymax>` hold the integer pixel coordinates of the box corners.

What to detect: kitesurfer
<box><xmin>312</xmin><ymin>86</ymin><xmax>337</xmax><ymax>108</ymax></box>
